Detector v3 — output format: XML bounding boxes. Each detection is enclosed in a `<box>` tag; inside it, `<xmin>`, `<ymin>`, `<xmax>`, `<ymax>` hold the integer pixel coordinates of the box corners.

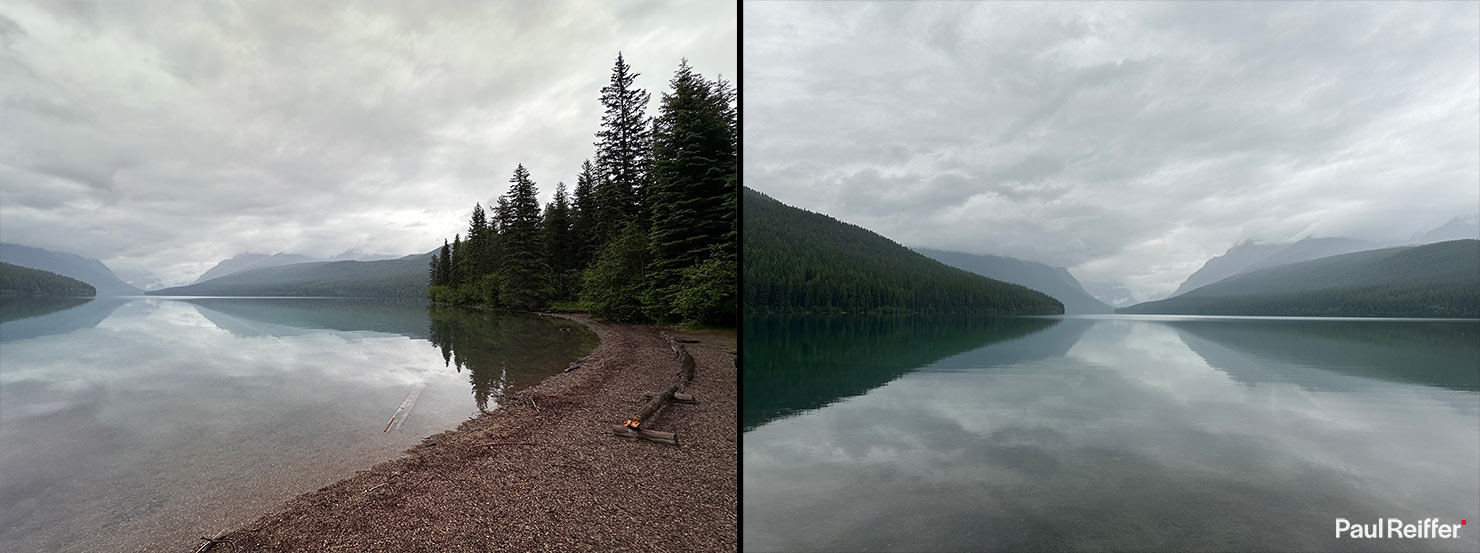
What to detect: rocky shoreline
<box><xmin>197</xmin><ymin>314</ymin><xmax>736</xmax><ymax>552</ymax></box>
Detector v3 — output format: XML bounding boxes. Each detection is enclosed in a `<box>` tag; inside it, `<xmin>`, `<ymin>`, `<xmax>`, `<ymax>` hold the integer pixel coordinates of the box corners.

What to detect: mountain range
<box><xmin>149</xmin><ymin>252</ymin><xmax>435</xmax><ymax>297</ymax></box>
<box><xmin>193</xmin><ymin>250</ymin><xmax>403</xmax><ymax>284</ymax></box>
<box><xmin>914</xmin><ymin>248</ymin><xmax>1112</xmax><ymax>314</ymax></box>
<box><xmin>0</xmin><ymin>243</ymin><xmax>143</xmax><ymax>296</ymax></box>
<box><xmin>1119</xmin><ymin>240</ymin><xmax>1479</xmax><ymax>318</ymax></box>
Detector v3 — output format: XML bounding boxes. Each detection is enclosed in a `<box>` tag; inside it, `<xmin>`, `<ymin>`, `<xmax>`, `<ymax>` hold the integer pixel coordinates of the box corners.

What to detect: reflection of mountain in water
<box><xmin>427</xmin><ymin>306</ymin><xmax>597</xmax><ymax>412</ymax></box>
<box><xmin>1165</xmin><ymin>318</ymin><xmax>1480</xmax><ymax>391</ymax></box>
<box><xmin>184</xmin><ymin>298</ymin><xmax>433</xmax><ymax>339</ymax></box>
<box><xmin>743</xmin><ymin>315</ymin><xmax>1064</xmax><ymax>431</ymax></box>
<box><xmin>0</xmin><ymin>298</ymin><xmax>126</xmax><ymax>342</ymax></box>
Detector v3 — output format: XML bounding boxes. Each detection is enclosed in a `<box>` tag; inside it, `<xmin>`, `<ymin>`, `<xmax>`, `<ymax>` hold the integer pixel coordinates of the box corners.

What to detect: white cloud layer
<box><xmin>744</xmin><ymin>1</ymin><xmax>1479</xmax><ymax>301</ymax></box>
<box><xmin>1</xmin><ymin>1</ymin><xmax>735</xmax><ymax>286</ymax></box>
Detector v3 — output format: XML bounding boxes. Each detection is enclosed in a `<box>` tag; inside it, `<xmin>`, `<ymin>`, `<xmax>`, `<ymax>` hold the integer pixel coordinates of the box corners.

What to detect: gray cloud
<box><xmin>744</xmin><ymin>2</ymin><xmax>1478</xmax><ymax>301</ymax></box>
<box><xmin>0</xmin><ymin>0</ymin><xmax>735</xmax><ymax>286</ymax></box>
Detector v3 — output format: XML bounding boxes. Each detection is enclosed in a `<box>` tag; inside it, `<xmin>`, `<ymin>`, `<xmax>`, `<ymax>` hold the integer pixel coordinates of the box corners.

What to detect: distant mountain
<box><xmin>150</xmin><ymin>252</ymin><xmax>434</xmax><ymax>297</ymax></box>
<box><xmin>742</xmin><ymin>188</ymin><xmax>1063</xmax><ymax>315</ymax></box>
<box><xmin>0</xmin><ymin>262</ymin><xmax>96</xmax><ymax>297</ymax></box>
<box><xmin>0</xmin><ymin>243</ymin><xmax>142</xmax><ymax>296</ymax></box>
<box><xmin>1082</xmin><ymin>280</ymin><xmax>1137</xmax><ymax>307</ymax></box>
<box><xmin>1118</xmin><ymin>240</ymin><xmax>1479</xmax><ymax>318</ymax></box>
<box><xmin>1415</xmin><ymin>215</ymin><xmax>1480</xmax><ymax>244</ymax></box>
<box><xmin>915</xmin><ymin>248</ymin><xmax>1112</xmax><ymax>314</ymax></box>
<box><xmin>193</xmin><ymin>252</ymin><xmax>321</xmax><ymax>283</ymax></box>
<box><xmin>1169</xmin><ymin>237</ymin><xmax>1377</xmax><ymax>298</ymax></box>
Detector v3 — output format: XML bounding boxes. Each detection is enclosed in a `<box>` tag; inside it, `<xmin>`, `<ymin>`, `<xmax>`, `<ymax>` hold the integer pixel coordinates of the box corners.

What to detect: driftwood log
<box><xmin>611</xmin><ymin>426</ymin><xmax>678</xmax><ymax>446</ymax></box>
<box><xmin>612</xmin><ymin>334</ymin><xmax>704</xmax><ymax>445</ymax></box>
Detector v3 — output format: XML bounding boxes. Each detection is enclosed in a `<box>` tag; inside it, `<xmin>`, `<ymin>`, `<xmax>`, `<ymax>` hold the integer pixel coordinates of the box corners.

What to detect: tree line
<box><xmin>0</xmin><ymin>262</ymin><xmax>96</xmax><ymax>297</ymax></box>
<box><xmin>428</xmin><ymin>54</ymin><xmax>736</xmax><ymax>326</ymax></box>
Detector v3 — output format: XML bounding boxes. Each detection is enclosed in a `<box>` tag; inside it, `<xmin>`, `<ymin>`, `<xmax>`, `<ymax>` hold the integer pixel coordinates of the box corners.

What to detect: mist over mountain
<box><xmin>1414</xmin><ymin>215</ymin><xmax>1480</xmax><ymax>244</ymax></box>
<box><xmin>1120</xmin><ymin>240</ymin><xmax>1479</xmax><ymax>318</ymax></box>
<box><xmin>0</xmin><ymin>243</ymin><xmax>142</xmax><ymax>296</ymax></box>
<box><xmin>914</xmin><ymin>248</ymin><xmax>1112</xmax><ymax>314</ymax></box>
<box><xmin>1082</xmin><ymin>281</ymin><xmax>1138</xmax><ymax>308</ymax></box>
<box><xmin>151</xmin><ymin>252</ymin><xmax>433</xmax><ymax>297</ymax></box>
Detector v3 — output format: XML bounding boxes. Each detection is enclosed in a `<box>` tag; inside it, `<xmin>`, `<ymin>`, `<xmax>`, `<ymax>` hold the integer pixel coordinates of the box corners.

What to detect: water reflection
<box><xmin>0</xmin><ymin>298</ymin><xmax>596</xmax><ymax>552</ymax></box>
<box><xmin>426</xmin><ymin>305</ymin><xmax>596</xmax><ymax>412</ymax></box>
<box><xmin>0</xmin><ymin>297</ymin><xmax>126</xmax><ymax>342</ymax></box>
<box><xmin>743</xmin><ymin>316</ymin><xmax>1480</xmax><ymax>553</ymax></box>
<box><xmin>742</xmin><ymin>315</ymin><xmax>1063</xmax><ymax>430</ymax></box>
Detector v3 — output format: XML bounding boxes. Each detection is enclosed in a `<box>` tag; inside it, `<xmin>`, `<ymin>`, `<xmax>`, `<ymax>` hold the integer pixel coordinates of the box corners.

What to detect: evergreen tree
<box><xmin>465</xmin><ymin>203</ymin><xmax>493</xmax><ymax>277</ymax></box>
<box><xmin>644</xmin><ymin>60</ymin><xmax>738</xmax><ymax>320</ymax></box>
<box><xmin>594</xmin><ymin>52</ymin><xmax>652</xmax><ymax>244</ymax></box>
<box><xmin>450</xmin><ymin>234</ymin><xmax>464</xmax><ymax>286</ymax></box>
<box><xmin>543</xmin><ymin>182</ymin><xmax>576</xmax><ymax>299</ymax></box>
<box><xmin>570</xmin><ymin>160</ymin><xmax>600</xmax><ymax>269</ymax></box>
<box><xmin>435</xmin><ymin>239</ymin><xmax>452</xmax><ymax>286</ymax></box>
<box><xmin>499</xmin><ymin>164</ymin><xmax>549</xmax><ymax>309</ymax></box>
<box><xmin>582</xmin><ymin>222</ymin><xmax>650</xmax><ymax>322</ymax></box>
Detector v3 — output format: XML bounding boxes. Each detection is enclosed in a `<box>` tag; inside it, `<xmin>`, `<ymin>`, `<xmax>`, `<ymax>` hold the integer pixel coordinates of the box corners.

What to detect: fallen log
<box><xmin>642</xmin><ymin>391</ymin><xmax>696</xmax><ymax>404</ymax></box>
<box><xmin>625</xmin><ymin>383</ymin><xmax>680</xmax><ymax>429</ymax></box>
<box><xmin>611</xmin><ymin>425</ymin><xmax>679</xmax><ymax>446</ymax></box>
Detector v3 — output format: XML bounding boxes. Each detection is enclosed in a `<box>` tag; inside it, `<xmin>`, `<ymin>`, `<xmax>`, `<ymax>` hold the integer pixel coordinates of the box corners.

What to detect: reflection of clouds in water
<box><xmin>745</xmin><ymin>320</ymin><xmax>1480</xmax><ymax>552</ymax></box>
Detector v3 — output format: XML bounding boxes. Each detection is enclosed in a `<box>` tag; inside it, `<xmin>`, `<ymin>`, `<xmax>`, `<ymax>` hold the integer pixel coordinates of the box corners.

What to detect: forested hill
<box><xmin>1118</xmin><ymin>239</ymin><xmax>1480</xmax><ymax>318</ymax></box>
<box><xmin>915</xmin><ymin>248</ymin><xmax>1112</xmax><ymax>314</ymax></box>
<box><xmin>0</xmin><ymin>262</ymin><xmax>97</xmax><ymax>297</ymax></box>
<box><xmin>147</xmin><ymin>254</ymin><xmax>431</xmax><ymax>297</ymax></box>
<box><xmin>743</xmin><ymin>188</ymin><xmax>1063</xmax><ymax>315</ymax></box>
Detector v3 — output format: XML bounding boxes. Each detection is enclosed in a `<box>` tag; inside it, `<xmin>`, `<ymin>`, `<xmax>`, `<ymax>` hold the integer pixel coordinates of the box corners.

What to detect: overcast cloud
<box><xmin>1</xmin><ymin>1</ymin><xmax>735</xmax><ymax>287</ymax></box>
<box><xmin>744</xmin><ymin>2</ymin><xmax>1479</xmax><ymax>301</ymax></box>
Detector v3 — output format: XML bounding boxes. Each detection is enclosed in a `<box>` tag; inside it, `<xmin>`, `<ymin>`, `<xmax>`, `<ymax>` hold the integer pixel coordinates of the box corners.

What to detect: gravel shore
<box><xmin>199</xmin><ymin>315</ymin><xmax>736</xmax><ymax>552</ymax></box>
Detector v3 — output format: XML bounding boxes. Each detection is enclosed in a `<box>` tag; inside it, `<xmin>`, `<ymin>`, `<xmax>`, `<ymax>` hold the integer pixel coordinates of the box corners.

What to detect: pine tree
<box><xmin>450</xmin><ymin>234</ymin><xmax>464</xmax><ymax>286</ymax></box>
<box><xmin>570</xmin><ymin>160</ymin><xmax>600</xmax><ymax>270</ymax></box>
<box><xmin>544</xmin><ymin>181</ymin><xmax>575</xmax><ymax>299</ymax></box>
<box><xmin>465</xmin><ymin>203</ymin><xmax>493</xmax><ymax>278</ymax></box>
<box><xmin>434</xmin><ymin>239</ymin><xmax>452</xmax><ymax>286</ymax></box>
<box><xmin>644</xmin><ymin>60</ymin><xmax>738</xmax><ymax>320</ymax></box>
<box><xmin>594</xmin><ymin>52</ymin><xmax>652</xmax><ymax>244</ymax></box>
<box><xmin>499</xmin><ymin>164</ymin><xmax>549</xmax><ymax>309</ymax></box>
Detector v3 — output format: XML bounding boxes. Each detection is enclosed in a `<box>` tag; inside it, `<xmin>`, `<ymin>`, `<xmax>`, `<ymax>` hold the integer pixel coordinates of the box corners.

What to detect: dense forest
<box><xmin>1119</xmin><ymin>239</ymin><xmax>1480</xmax><ymax>317</ymax></box>
<box><xmin>429</xmin><ymin>54</ymin><xmax>736</xmax><ymax>326</ymax></box>
<box><xmin>742</xmin><ymin>188</ymin><xmax>1063</xmax><ymax>315</ymax></box>
<box><xmin>0</xmin><ymin>262</ymin><xmax>97</xmax><ymax>297</ymax></box>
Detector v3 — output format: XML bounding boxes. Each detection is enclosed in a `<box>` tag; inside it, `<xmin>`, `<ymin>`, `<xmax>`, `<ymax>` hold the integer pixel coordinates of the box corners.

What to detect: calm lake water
<box><xmin>0</xmin><ymin>297</ymin><xmax>595</xmax><ymax>553</ymax></box>
<box><xmin>743</xmin><ymin>314</ymin><xmax>1480</xmax><ymax>552</ymax></box>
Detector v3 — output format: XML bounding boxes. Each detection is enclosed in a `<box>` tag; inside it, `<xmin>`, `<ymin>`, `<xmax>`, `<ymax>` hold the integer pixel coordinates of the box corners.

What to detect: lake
<box><xmin>743</xmin><ymin>314</ymin><xmax>1480</xmax><ymax>552</ymax></box>
<box><xmin>0</xmin><ymin>297</ymin><xmax>596</xmax><ymax>553</ymax></box>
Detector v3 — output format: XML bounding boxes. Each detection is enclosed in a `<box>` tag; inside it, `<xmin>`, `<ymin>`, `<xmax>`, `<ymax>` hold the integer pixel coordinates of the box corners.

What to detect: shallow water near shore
<box><xmin>743</xmin><ymin>314</ymin><xmax>1480</xmax><ymax>552</ymax></box>
<box><xmin>0</xmin><ymin>297</ymin><xmax>595</xmax><ymax>553</ymax></box>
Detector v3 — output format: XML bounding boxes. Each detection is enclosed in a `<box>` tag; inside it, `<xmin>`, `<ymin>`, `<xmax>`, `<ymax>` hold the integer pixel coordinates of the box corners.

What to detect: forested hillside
<box><xmin>1119</xmin><ymin>240</ymin><xmax>1479</xmax><ymax>317</ymax></box>
<box><xmin>0</xmin><ymin>243</ymin><xmax>141</xmax><ymax>296</ymax></box>
<box><xmin>0</xmin><ymin>262</ymin><xmax>97</xmax><ymax>297</ymax></box>
<box><xmin>428</xmin><ymin>54</ymin><xmax>736</xmax><ymax>326</ymax></box>
<box><xmin>743</xmin><ymin>188</ymin><xmax>1063</xmax><ymax>315</ymax></box>
<box><xmin>147</xmin><ymin>255</ymin><xmax>430</xmax><ymax>297</ymax></box>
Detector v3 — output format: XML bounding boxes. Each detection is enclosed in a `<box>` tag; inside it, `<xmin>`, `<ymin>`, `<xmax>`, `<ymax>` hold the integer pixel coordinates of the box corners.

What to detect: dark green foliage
<box><xmin>0</xmin><ymin>262</ymin><xmax>97</xmax><ymax>297</ymax></box>
<box><xmin>499</xmin><ymin>164</ymin><xmax>549</xmax><ymax>310</ymax></box>
<box><xmin>428</xmin><ymin>54</ymin><xmax>735</xmax><ymax>327</ymax></box>
<box><xmin>581</xmin><ymin>223</ymin><xmax>650</xmax><ymax>322</ymax></box>
<box><xmin>570</xmin><ymin>160</ymin><xmax>599</xmax><ymax>269</ymax></box>
<box><xmin>593</xmin><ymin>52</ymin><xmax>652</xmax><ymax>245</ymax></box>
<box><xmin>543</xmin><ymin>182</ymin><xmax>576</xmax><ymax>300</ymax></box>
<box><xmin>673</xmin><ymin>251</ymin><xmax>736</xmax><ymax>326</ymax></box>
<box><xmin>432</xmin><ymin>240</ymin><xmax>452</xmax><ymax>286</ymax></box>
<box><xmin>645</xmin><ymin>60</ymin><xmax>737</xmax><ymax>321</ymax></box>
<box><xmin>743</xmin><ymin>188</ymin><xmax>1064</xmax><ymax>315</ymax></box>
<box><xmin>1118</xmin><ymin>240</ymin><xmax>1480</xmax><ymax>317</ymax></box>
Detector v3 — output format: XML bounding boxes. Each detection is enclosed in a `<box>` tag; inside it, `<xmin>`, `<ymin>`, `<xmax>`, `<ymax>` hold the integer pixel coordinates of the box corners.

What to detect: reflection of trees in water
<box><xmin>427</xmin><ymin>305</ymin><xmax>596</xmax><ymax>413</ymax></box>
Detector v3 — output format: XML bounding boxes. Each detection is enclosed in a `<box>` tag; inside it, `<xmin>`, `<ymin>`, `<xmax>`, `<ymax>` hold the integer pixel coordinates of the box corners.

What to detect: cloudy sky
<box><xmin>1</xmin><ymin>1</ymin><xmax>735</xmax><ymax>288</ymax></box>
<box><xmin>745</xmin><ymin>2</ymin><xmax>1479</xmax><ymax>301</ymax></box>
